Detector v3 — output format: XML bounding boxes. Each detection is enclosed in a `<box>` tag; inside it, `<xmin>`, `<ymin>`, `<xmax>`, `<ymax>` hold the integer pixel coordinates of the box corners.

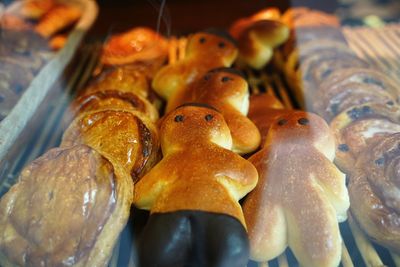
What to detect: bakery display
<box><xmin>134</xmin><ymin>104</ymin><xmax>258</xmax><ymax>267</ymax></box>
<box><xmin>1</xmin><ymin>2</ymin><xmax>399</xmax><ymax>266</ymax></box>
<box><xmin>243</xmin><ymin>94</ymin><xmax>349</xmax><ymax>267</ymax></box>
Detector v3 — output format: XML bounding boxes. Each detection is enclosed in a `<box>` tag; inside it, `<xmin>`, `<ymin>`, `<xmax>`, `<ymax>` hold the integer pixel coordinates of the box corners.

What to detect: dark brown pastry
<box><xmin>349</xmin><ymin>133</ymin><xmax>400</xmax><ymax>254</ymax></box>
<box><xmin>0</xmin><ymin>145</ymin><xmax>132</xmax><ymax>267</ymax></box>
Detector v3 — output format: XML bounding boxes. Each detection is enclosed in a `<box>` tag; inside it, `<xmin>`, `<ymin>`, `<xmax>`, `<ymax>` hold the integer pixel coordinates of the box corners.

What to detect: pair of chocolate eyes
<box><xmin>199</xmin><ymin>37</ymin><xmax>225</xmax><ymax>48</ymax></box>
<box><xmin>277</xmin><ymin>118</ymin><xmax>309</xmax><ymax>126</ymax></box>
<box><xmin>174</xmin><ymin>114</ymin><xmax>214</xmax><ymax>122</ymax></box>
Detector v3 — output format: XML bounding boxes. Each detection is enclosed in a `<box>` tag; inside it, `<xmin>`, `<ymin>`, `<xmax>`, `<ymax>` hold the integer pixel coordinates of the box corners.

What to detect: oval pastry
<box><xmin>0</xmin><ymin>145</ymin><xmax>132</xmax><ymax>267</ymax></box>
<box><xmin>349</xmin><ymin>133</ymin><xmax>400</xmax><ymax>254</ymax></box>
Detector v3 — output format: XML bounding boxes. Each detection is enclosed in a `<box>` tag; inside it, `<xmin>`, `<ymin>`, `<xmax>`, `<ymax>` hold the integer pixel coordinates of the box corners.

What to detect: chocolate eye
<box><xmin>174</xmin><ymin>115</ymin><xmax>184</xmax><ymax>122</ymax></box>
<box><xmin>221</xmin><ymin>76</ymin><xmax>232</xmax><ymax>82</ymax></box>
<box><xmin>298</xmin><ymin>118</ymin><xmax>309</xmax><ymax>125</ymax></box>
<box><xmin>218</xmin><ymin>42</ymin><xmax>225</xmax><ymax>48</ymax></box>
<box><xmin>277</xmin><ymin>119</ymin><xmax>287</xmax><ymax>126</ymax></box>
<box><xmin>204</xmin><ymin>74</ymin><xmax>211</xmax><ymax>81</ymax></box>
<box><xmin>199</xmin><ymin>37</ymin><xmax>206</xmax><ymax>44</ymax></box>
<box><xmin>205</xmin><ymin>114</ymin><xmax>213</xmax><ymax>121</ymax></box>
<box><xmin>375</xmin><ymin>157</ymin><xmax>385</xmax><ymax>166</ymax></box>
<box><xmin>338</xmin><ymin>144</ymin><xmax>349</xmax><ymax>152</ymax></box>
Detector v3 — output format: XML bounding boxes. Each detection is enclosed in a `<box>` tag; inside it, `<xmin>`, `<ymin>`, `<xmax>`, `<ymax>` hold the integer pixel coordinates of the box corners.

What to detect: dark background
<box><xmin>90</xmin><ymin>0</ymin><xmax>338</xmax><ymax>37</ymax></box>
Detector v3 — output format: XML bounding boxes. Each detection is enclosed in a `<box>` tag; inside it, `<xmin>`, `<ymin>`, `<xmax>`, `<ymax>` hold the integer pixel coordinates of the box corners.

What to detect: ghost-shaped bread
<box><xmin>152</xmin><ymin>30</ymin><xmax>238</xmax><ymax>101</ymax></box>
<box><xmin>243</xmin><ymin>110</ymin><xmax>349</xmax><ymax>267</ymax></box>
<box><xmin>165</xmin><ymin>67</ymin><xmax>261</xmax><ymax>154</ymax></box>
<box><xmin>134</xmin><ymin>104</ymin><xmax>258</xmax><ymax>267</ymax></box>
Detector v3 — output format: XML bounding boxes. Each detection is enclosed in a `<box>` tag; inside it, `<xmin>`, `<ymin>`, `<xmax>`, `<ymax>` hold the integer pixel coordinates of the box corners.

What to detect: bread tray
<box><xmin>0</xmin><ymin>0</ymin><xmax>98</xmax><ymax>164</ymax></box>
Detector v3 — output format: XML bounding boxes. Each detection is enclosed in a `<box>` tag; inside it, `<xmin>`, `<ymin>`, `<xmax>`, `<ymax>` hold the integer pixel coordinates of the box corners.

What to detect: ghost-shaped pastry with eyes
<box><xmin>152</xmin><ymin>30</ymin><xmax>238</xmax><ymax>102</ymax></box>
<box><xmin>166</xmin><ymin>67</ymin><xmax>261</xmax><ymax>154</ymax></box>
<box><xmin>134</xmin><ymin>104</ymin><xmax>258</xmax><ymax>267</ymax></box>
<box><xmin>243</xmin><ymin>110</ymin><xmax>349</xmax><ymax>267</ymax></box>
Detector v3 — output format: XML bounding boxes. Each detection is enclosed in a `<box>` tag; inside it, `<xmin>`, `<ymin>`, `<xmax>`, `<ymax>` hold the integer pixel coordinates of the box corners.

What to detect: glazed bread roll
<box><xmin>349</xmin><ymin>133</ymin><xmax>400</xmax><ymax>254</ymax></box>
<box><xmin>62</xmin><ymin>109</ymin><xmax>159</xmax><ymax>181</ymax></box>
<box><xmin>134</xmin><ymin>104</ymin><xmax>258</xmax><ymax>267</ymax></box>
<box><xmin>0</xmin><ymin>145</ymin><xmax>132</xmax><ymax>267</ymax></box>
<box><xmin>230</xmin><ymin>9</ymin><xmax>289</xmax><ymax>69</ymax></box>
<box><xmin>243</xmin><ymin>109</ymin><xmax>349</xmax><ymax>267</ymax></box>
<box><xmin>330</xmin><ymin>102</ymin><xmax>400</xmax><ymax>173</ymax></box>
<box><xmin>152</xmin><ymin>30</ymin><xmax>238</xmax><ymax>101</ymax></box>
<box><xmin>101</xmin><ymin>27</ymin><xmax>168</xmax><ymax>68</ymax></box>
<box><xmin>165</xmin><ymin>67</ymin><xmax>261</xmax><ymax>154</ymax></box>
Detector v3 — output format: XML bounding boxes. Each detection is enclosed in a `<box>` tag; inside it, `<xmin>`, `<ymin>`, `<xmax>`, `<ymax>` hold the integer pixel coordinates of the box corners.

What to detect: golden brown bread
<box><xmin>34</xmin><ymin>4</ymin><xmax>81</xmax><ymax>38</ymax></box>
<box><xmin>101</xmin><ymin>27</ymin><xmax>168</xmax><ymax>67</ymax></box>
<box><xmin>64</xmin><ymin>89</ymin><xmax>159</xmax><ymax>127</ymax></box>
<box><xmin>0</xmin><ymin>145</ymin><xmax>132</xmax><ymax>267</ymax></box>
<box><xmin>164</xmin><ymin>68</ymin><xmax>261</xmax><ymax>154</ymax></box>
<box><xmin>349</xmin><ymin>133</ymin><xmax>400</xmax><ymax>254</ymax></box>
<box><xmin>243</xmin><ymin>109</ymin><xmax>349</xmax><ymax>266</ymax></box>
<box><xmin>134</xmin><ymin>105</ymin><xmax>258</xmax><ymax>226</ymax></box>
<box><xmin>152</xmin><ymin>31</ymin><xmax>238</xmax><ymax>101</ymax></box>
<box><xmin>230</xmin><ymin>10</ymin><xmax>289</xmax><ymax>69</ymax></box>
<box><xmin>248</xmin><ymin>94</ymin><xmax>286</xmax><ymax>146</ymax></box>
<box><xmin>62</xmin><ymin>109</ymin><xmax>160</xmax><ymax>181</ymax></box>
<box><xmin>17</xmin><ymin>0</ymin><xmax>55</xmax><ymax>19</ymax></box>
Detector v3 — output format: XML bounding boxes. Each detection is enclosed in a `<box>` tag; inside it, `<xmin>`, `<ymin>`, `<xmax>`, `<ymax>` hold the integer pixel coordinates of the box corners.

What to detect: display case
<box><xmin>0</xmin><ymin>0</ymin><xmax>399</xmax><ymax>266</ymax></box>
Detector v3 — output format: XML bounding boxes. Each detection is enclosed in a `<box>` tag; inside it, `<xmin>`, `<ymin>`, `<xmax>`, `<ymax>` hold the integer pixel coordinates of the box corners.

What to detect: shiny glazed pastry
<box><xmin>165</xmin><ymin>67</ymin><xmax>261</xmax><ymax>154</ymax></box>
<box><xmin>152</xmin><ymin>30</ymin><xmax>238</xmax><ymax>101</ymax></box>
<box><xmin>101</xmin><ymin>27</ymin><xmax>168</xmax><ymax>67</ymax></box>
<box><xmin>349</xmin><ymin>133</ymin><xmax>400</xmax><ymax>254</ymax></box>
<box><xmin>0</xmin><ymin>145</ymin><xmax>132</xmax><ymax>267</ymax></box>
<box><xmin>134</xmin><ymin>105</ymin><xmax>258</xmax><ymax>267</ymax></box>
<box><xmin>330</xmin><ymin>103</ymin><xmax>400</xmax><ymax>173</ymax></box>
<box><xmin>243</xmin><ymin>110</ymin><xmax>349</xmax><ymax>267</ymax></box>
<box><xmin>65</xmin><ymin>89</ymin><xmax>159</xmax><ymax>126</ymax></box>
<box><xmin>229</xmin><ymin>9</ymin><xmax>289</xmax><ymax>69</ymax></box>
<box><xmin>62</xmin><ymin>109</ymin><xmax>159</xmax><ymax>181</ymax></box>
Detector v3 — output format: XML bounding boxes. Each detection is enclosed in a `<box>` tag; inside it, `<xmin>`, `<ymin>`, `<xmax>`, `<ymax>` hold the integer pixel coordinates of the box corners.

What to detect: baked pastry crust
<box><xmin>0</xmin><ymin>145</ymin><xmax>132</xmax><ymax>267</ymax></box>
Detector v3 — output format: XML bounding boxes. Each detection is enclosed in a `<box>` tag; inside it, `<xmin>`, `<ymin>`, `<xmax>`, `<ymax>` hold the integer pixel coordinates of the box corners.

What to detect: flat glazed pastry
<box><xmin>230</xmin><ymin>9</ymin><xmax>289</xmax><ymax>69</ymax></box>
<box><xmin>164</xmin><ymin>67</ymin><xmax>261</xmax><ymax>154</ymax></box>
<box><xmin>0</xmin><ymin>145</ymin><xmax>132</xmax><ymax>267</ymax></box>
<box><xmin>243</xmin><ymin>110</ymin><xmax>349</xmax><ymax>267</ymax></box>
<box><xmin>101</xmin><ymin>27</ymin><xmax>168</xmax><ymax>67</ymax></box>
<box><xmin>62</xmin><ymin>109</ymin><xmax>159</xmax><ymax>181</ymax></box>
<box><xmin>134</xmin><ymin>105</ymin><xmax>258</xmax><ymax>267</ymax></box>
<box><xmin>152</xmin><ymin>30</ymin><xmax>238</xmax><ymax>101</ymax></box>
<box><xmin>330</xmin><ymin>102</ymin><xmax>400</xmax><ymax>173</ymax></box>
<box><xmin>349</xmin><ymin>133</ymin><xmax>400</xmax><ymax>254</ymax></box>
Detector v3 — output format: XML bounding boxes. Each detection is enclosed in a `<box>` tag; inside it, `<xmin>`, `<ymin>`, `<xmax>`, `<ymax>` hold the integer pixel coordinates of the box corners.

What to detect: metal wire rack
<box><xmin>0</xmin><ymin>25</ymin><xmax>400</xmax><ymax>267</ymax></box>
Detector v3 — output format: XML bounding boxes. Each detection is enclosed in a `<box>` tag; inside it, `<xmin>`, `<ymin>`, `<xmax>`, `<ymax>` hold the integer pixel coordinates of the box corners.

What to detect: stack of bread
<box><xmin>278</xmin><ymin>7</ymin><xmax>400</xmax><ymax>258</ymax></box>
<box><xmin>0</xmin><ymin>27</ymin><xmax>164</xmax><ymax>266</ymax></box>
